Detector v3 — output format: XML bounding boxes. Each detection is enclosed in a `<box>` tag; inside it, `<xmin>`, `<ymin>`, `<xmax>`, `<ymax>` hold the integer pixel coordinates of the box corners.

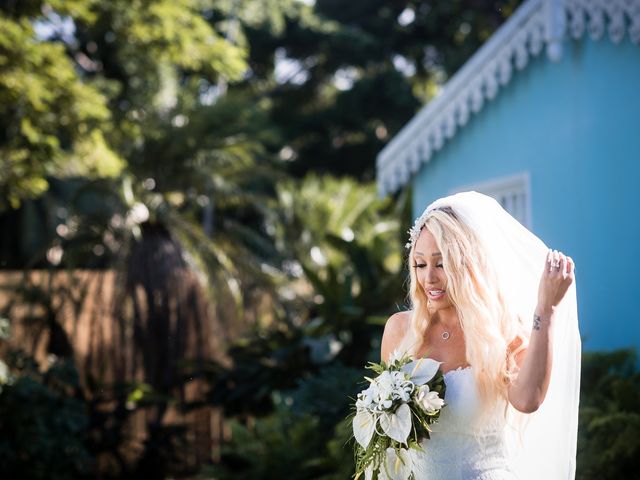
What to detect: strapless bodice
<box><xmin>414</xmin><ymin>367</ymin><xmax>517</xmax><ymax>480</ymax></box>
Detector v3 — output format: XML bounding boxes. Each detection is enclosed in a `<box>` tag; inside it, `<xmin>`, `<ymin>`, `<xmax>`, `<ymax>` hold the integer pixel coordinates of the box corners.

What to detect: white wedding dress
<box><xmin>414</xmin><ymin>367</ymin><xmax>517</xmax><ymax>480</ymax></box>
<box><xmin>399</xmin><ymin>192</ymin><xmax>580</xmax><ymax>480</ymax></box>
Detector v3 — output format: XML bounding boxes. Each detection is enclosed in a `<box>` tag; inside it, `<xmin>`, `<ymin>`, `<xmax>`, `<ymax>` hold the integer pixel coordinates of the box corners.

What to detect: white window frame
<box><xmin>450</xmin><ymin>172</ymin><xmax>532</xmax><ymax>229</ymax></box>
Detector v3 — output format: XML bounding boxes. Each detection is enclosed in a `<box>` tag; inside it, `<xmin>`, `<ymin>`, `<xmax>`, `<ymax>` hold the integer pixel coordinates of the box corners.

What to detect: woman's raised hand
<box><xmin>536</xmin><ymin>249</ymin><xmax>575</xmax><ymax>315</ymax></box>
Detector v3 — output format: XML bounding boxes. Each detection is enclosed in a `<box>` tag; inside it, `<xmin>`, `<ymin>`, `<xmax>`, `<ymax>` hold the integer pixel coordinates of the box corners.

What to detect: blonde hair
<box><xmin>405</xmin><ymin>207</ymin><xmax>528</xmax><ymax>414</ymax></box>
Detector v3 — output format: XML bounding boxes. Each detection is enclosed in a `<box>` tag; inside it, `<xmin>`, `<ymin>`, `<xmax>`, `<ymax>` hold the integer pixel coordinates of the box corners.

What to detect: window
<box><xmin>451</xmin><ymin>172</ymin><xmax>531</xmax><ymax>228</ymax></box>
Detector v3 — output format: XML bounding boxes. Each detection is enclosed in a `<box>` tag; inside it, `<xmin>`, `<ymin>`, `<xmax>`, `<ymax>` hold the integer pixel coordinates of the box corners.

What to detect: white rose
<box><xmin>415</xmin><ymin>385</ymin><xmax>444</xmax><ymax>413</ymax></box>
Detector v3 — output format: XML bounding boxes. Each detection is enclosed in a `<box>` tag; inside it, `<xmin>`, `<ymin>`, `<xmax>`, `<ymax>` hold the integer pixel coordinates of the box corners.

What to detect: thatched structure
<box><xmin>0</xmin><ymin>223</ymin><xmax>232</xmax><ymax>476</ymax></box>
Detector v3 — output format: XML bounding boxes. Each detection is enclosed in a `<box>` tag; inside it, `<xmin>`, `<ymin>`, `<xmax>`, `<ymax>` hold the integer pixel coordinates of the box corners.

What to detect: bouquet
<box><xmin>351</xmin><ymin>351</ymin><xmax>446</xmax><ymax>480</ymax></box>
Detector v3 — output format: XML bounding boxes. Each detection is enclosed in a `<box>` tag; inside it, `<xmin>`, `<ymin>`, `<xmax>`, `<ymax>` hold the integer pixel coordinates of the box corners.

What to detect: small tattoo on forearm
<box><xmin>533</xmin><ymin>314</ymin><xmax>542</xmax><ymax>331</ymax></box>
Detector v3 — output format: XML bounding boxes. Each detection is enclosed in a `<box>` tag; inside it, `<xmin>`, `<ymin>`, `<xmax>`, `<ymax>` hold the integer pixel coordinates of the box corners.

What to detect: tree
<box><xmin>213</xmin><ymin>0</ymin><xmax>523</xmax><ymax>179</ymax></box>
<box><xmin>0</xmin><ymin>2</ymin><xmax>284</xmax><ymax>477</ymax></box>
<box><xmin>0</xmin><ymin>0</ymin><xmax>249</xmax><ymax>209</ymax></box>
<box><xmin>205</xmin><ymin>176</ymin><xmax>411</xmax><ymax>478</ymax></box>
<box><xmin>0</xmin><ymin>3</ymin><xmax>123</xmax><ymax>209</ymax></box>
<box><xmin>0</xmin><ymin>314</ymin><xmax>93</xmax><ymax>480</ymax></box>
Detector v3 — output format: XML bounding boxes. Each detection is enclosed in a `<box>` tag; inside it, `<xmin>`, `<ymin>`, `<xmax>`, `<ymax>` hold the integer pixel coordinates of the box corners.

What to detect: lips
<box><xmin>428</xmin><ymin>289</ymin><xmax>446</xmax><ymax>300</ymax></box>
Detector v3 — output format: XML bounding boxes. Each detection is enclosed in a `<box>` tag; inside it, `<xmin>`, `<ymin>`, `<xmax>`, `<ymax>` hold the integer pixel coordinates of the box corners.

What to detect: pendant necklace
<box><xmin>441</xmin><ymin>331</ymin><xmax>450</xmax><ymax>340</ymax></box>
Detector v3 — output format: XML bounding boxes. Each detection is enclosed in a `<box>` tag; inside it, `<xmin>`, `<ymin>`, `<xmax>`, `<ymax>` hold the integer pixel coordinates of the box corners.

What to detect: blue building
<box><xmin>376</xmin><ymin>0</ymin><xmax>640</xmax><ymax>351</ymax></box>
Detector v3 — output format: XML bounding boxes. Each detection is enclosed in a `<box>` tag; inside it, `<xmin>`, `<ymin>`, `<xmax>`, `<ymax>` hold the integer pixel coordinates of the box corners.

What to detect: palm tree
<box><xmin>0</xmin><ymin>2</ymin><xmax>287</xmax><ymax>472</ymax></box>
<box><xmin>202</xmin><ymin>175</ymin><xmax>412</xmax><ymax>479</ymax></box>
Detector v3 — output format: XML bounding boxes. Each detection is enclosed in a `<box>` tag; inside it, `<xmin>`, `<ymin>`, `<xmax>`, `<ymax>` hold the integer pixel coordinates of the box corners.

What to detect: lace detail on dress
<box><xmin>415</xmin><ymin>367</ymin><xmax>517</xmax><ymax>480</ymax></box>
<box><xmin>443</xmin><ymin>365</ymin><xmax>472</xmax><ymax>379</ymax></box>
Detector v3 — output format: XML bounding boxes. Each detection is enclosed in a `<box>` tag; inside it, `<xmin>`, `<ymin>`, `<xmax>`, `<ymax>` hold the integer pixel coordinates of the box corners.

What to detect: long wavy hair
<box><xmin>404</xmin><ymin>207</ymin><xmax>528</xmax><ymax>413</ymax></box>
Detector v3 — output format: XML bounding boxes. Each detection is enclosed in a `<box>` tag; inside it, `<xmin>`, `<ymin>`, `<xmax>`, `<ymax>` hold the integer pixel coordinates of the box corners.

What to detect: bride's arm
<box><xmin>381</xmin><ymin>311</ymin><xmax>410</xmax><ymax>362</ymax></box>
<box><xmin>507</xmin><ymin>250</ymin><xmax>575</xmax><ymax>413</ymax></box>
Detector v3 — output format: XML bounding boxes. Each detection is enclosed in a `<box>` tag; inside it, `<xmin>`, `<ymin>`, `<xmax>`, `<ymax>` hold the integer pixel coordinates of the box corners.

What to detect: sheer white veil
<box><xmin>403</xmin><ymin>191</ymin><xmax>580</xmax><ymax>479</ymax></box>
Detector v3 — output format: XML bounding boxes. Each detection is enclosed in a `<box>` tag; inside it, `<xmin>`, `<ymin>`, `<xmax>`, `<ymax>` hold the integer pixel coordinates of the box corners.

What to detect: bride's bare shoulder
<box><xmin>384</xmin><ymin>310</ymin><xmax>411</xmax><ymax>332</ymax></box>
<box><xmin>381</xmin><ymin>310</ymin><xmax>412</xmax><ymax>361</ymax></box>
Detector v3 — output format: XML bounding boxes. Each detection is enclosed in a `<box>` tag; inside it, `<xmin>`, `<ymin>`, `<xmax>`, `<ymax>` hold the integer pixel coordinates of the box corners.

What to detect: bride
<box><xmin>381</xmin><ymin>192</ymin><xmax>580</xmax><ymax>480</ymax></box>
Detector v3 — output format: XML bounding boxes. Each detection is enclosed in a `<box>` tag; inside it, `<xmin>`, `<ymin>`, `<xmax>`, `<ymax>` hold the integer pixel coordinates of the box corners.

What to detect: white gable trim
<box><xmin>376</xmin><ymin>0</ymin><xmax>640</xmax><ymax>197</ymax></box>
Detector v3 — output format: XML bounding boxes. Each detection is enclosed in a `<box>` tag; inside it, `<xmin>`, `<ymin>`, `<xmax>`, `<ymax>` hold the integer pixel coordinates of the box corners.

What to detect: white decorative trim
<box><xmin>450</xmin><ymin>172</ymin><xmax>532</xmax><ymax>228</ymax></box>
<box><xmin>566</xmin><ymin>0</ymin><xmax>640</xmax><ymax>44</ymax></box>
<box><xmin>376</xmin><ymin>0</ymin><xmax>640</xmax><ymax>197</ymax></box>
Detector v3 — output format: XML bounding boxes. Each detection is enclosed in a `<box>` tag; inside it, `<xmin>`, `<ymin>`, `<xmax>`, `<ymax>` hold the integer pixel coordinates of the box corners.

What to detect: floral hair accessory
<box><xmin>405</xmin><ymin>203</ymin><xmax>460</xmax><ymax>250</ymax></box>
<box><xmin>405</xmin><ymin>209</ymin><xmax>431</xmax><ymax>250</ymax></box>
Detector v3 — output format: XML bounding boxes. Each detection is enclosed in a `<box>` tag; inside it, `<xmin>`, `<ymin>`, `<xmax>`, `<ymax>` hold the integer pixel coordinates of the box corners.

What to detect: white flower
<box><xmin>402</xmin><ymin>357</ymin><xmax>441</xmax><ymax>386</ymax></box>
<box><xmin>364</xmin><ymin>464</ymin><xmax>390</xmax><ymax>480</ymax></box>
<box><xmin>352</xmin><ymin>356</ymin><xmax>447</xmax><ymax>480</ymax></box>
<box><xmin>388</xmin><ymin>348</ymin><xmax>404</xmax><ymax>364</ymax></box>
<box><xmin>355</xmin><ymin>385</ymin><xmax>375</xmax><ymax>410</ymax></box>
<box><xmin>376</xmin><ymin>465</ymin><xmax>390</xmax><ymax>480</ymax></box>
<box><xmin>415</xmin><ymin>384</ymin><xmax>445</xmax><ymax>413</ymax></box>
<box><xmin>405</xmin><ymin>209</ymin><xmax>431</xmax><ymax>250</ymax></box>
<box><xmin>357</xmin><ymin>371</ymin><xmax>414</xmax><ymax>413</ymax></box>
<box><xmin>374</xmin><ymin>371</ymin><xmax>395</xmax><ymax>409</ymax></box>
<box><xmin>379</xmin><ymin>403</ymin><xmax>412</xmax><ymax>443</ymax></box>
<box><xmin>353</xmin><ymin>409</ymin><xmax>377</xmax><ymax>448</ymax></box>
<box><xmin>383</xmin><ymin>447</ymin><xmax>412</xmax><ymax>480</ymax></box>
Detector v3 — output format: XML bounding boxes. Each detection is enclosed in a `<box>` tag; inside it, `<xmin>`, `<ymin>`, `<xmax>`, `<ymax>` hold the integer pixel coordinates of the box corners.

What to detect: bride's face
<box><xmin>413</xmin><ymin>228</ymin><xmax>453</xmax><ymax>312</ymax></box>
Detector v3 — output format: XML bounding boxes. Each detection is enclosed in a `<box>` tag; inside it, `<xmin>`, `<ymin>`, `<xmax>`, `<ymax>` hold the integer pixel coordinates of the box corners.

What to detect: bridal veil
<box><xmin>405</xmin><ymin>191</ymin><xmax>580</xmax><ymax>479</ymax></box>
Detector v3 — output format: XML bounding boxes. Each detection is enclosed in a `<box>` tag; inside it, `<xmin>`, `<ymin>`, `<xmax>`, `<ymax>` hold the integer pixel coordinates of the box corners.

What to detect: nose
<box><xmin>424</xmin><ymin>266</ymin><xmax>439</xmax><ymax>284</ymax></box>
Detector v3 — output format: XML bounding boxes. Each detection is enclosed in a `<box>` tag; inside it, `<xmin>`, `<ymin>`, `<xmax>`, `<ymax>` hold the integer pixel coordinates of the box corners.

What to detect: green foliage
<box><xmin>205</xmin><ymin>368</ymin><xmax>361</xmax><ymax>480</ymax></box>
<box><xmin>204</xmin><ymin>176</ymin><xmax>410</xmax><ymax>478</ymax></box>
<box><xmin>0</xmin><ymin>14</ymin><xmax>124</xmax><ymax>208</ymax></box>
<box><xmin>0</xmin><ymin>2</ymin><xmax>283</xmax><ymax>471</ymax></box>
<box><xmin>0</xmin><ymin>0</ymin><xmax>251</xmax><ymax>210</ymax></box>
<box><xmin>273</xmin><ymin>175</ymin><xmax>411</xmax><ymax>372</ymax></box>
<box><xmin>122</xmin><ymin>0</ymin><xmax>246</xmax><ymax>78</ymax></box>
<box><xmin>204</xmin><ymin>412</ymin><xmax>326</xmax><ymax>480</ymax></box>
<box><xmin>207</xmin><ymin>328</ymin><xmax>314</xmax><ymax>417</ymax></box>
<box><xmin>207</xmin><ymin>176</ymin><xmax>408</xmax><ymax>416</ymax></box>
<box><xmin>577</xmin><ymin>349</ymin><xmax>640</xmax><ymax>479</ymax></box>
<box><xmin>273</xmin><ymin>175</ymin><xmax>408</xmax><ymax>333</ymax></box>
<box><xmin>0</xmin><ymin>356</ymin><xmax>93</xmax><ymax>480</ymax></box>
<box><xmin>320</xmin><ymin>418</ymin><xmax>357</xmax><ymax>480</ymax></box>
<box><xmin>227</xmin><ymin>0</ymin><xmax>523</xmax><ymax>178</ymax></box>
<box><xmin>287</xmin><ymin>363</ymin><xmax>363</xmax><ymax>427</ymax></box>
<box><xmin>1</xmin><ymin>1</ymin><xmax>98</xmax><ymax>21</ymax></box>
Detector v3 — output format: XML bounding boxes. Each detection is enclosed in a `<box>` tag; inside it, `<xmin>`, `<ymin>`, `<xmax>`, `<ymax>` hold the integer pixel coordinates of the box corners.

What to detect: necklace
<box><xmin>441</xmin><ymin>331</ymin><xmax>450</xmax><ymax>340</ymax></box>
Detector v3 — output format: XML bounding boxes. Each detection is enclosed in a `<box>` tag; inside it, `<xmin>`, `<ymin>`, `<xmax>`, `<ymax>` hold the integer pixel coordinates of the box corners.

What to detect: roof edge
<box><xmin>376</xmin><ymin>0</ymin><xmax>640</xmax><ymax>197</ymax></box>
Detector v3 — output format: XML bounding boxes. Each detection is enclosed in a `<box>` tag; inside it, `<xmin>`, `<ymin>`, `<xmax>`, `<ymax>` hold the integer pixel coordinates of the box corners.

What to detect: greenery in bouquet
<box><xmin>351</xmin><ymin>351</ymin><xmax>446</xmax><ymax>480</ymax></box>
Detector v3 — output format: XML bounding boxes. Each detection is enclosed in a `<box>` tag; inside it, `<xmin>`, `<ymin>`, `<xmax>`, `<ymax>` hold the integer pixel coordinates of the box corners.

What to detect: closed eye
<box><xmin>412</xmin><ymin>263</ymin><xmax>443</xmax><ymax>269</ymax></box>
